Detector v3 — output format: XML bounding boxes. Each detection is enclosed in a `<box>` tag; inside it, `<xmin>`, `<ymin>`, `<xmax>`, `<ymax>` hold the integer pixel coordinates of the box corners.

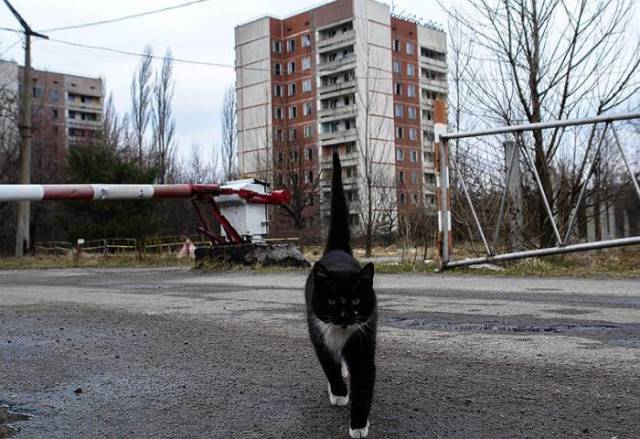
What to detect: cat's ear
<box><xmin>359</xmin><ymin>262</ymin><xmax>375</xmax><ymax>282</ymax></box>
<box><xmin>313</xmin><ymin>261</ymin><xmax>331</xmax><ymax>280</ymax></box>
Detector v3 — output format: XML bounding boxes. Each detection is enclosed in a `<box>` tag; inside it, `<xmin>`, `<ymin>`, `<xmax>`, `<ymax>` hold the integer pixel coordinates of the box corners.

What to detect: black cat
<box><xmin>305</xmin><ymin>152</ymin><xmax>377</xmax><ymax>438</ymax></box>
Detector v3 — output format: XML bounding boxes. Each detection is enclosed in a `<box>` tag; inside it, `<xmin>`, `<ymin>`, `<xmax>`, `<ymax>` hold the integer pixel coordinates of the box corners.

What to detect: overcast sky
<box><xmin>0</xmin><ymin>0</ymin><xmax>447</xmax><ymax>163</ymax></box>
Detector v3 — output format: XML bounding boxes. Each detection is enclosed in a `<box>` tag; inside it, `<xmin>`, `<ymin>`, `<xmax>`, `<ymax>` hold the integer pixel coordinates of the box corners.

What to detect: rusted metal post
<box><xmin>433</xmin><ymin>99</ymin><xmax>451</xmax><ymax>268</ymax></box>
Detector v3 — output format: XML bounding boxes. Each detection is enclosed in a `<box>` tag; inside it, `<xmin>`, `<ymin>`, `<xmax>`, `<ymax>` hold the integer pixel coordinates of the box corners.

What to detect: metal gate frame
<box><xmin>434</xmin><ymin>106</ymin><xmax>640</xmax><ymax>269</ymax></box>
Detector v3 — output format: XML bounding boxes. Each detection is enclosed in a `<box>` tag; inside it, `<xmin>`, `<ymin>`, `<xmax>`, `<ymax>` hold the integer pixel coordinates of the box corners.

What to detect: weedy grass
<box><xmin>1</xmin><ymin>247</ymin><xmax>638</xmax><ymax>279</ymax></box>
<box><xmin>0</xmin><ymin>253</ymin><xmax>193</xmax><ymax>270</ymax></box>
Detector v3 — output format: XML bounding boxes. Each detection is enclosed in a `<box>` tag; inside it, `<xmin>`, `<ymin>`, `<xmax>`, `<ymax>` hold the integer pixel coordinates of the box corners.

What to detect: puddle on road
<box><xmin>386</xmin><ymin>317</ymin><xmax>617</xmax><ymax>334</ymax></box>
<box><xmin>0</xmin><ymin>404</ymin><xmax>32</xmax><ymax>438</ymax></box>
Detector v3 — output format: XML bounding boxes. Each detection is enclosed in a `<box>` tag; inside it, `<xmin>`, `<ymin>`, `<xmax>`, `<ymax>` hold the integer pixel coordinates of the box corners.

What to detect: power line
<box><xmin>37</xmin><ymin>0</ymin><xmax>213</xmax><ymax>33</ymax></box>
<box><xmin>46</xmin><ymin>37</ymin><xmax>233</xmax><ymax>68</ymax></box>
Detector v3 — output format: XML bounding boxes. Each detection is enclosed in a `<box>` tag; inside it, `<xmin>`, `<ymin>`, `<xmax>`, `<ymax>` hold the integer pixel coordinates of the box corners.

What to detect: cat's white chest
<box><xmin>314</xmin><ymin>318</ymin><xmax>355</xmax><ymax>360</ymax></box>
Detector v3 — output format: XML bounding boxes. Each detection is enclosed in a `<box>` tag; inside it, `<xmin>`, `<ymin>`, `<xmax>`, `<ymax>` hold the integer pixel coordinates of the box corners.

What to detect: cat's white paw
<box><xmin>349</xmin><ymin>421</ymin><xmax>370</xmax><ymax>438</ymax></box>
<box><xmin>341</xmin><ymin>360</ymin><xmax>349</xmax><ymax>379</ymax></box>
<box><xmin>327</xmin><ymin>383</ymin><xmax>348</xmax><ymax>406</ymax></box>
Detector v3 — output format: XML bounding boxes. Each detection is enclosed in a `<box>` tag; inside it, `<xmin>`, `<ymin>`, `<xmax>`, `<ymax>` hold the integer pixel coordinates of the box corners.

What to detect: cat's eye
<box><xmin>328</xmin><ymin>298</ymin><xmax>336</xmax><ymax>305</ymax></box>
<box><xmin>351</xmin><ymin>298</ymin><xmax>360</xmax><ymax>305</ymax></box>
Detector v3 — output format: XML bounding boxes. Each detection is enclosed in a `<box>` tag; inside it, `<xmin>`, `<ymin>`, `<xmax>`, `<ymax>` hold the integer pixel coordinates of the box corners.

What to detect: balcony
<box><xmin>68</xmin><ymin>118</ymin><xmax>101</xmax><ymax>128</ymax></box>
<box><xmin>319</xmin><ymin>128</ymin><xmax>357</xmax><ymax>145</ymax></box>
<box><xmin>318</xmin><ymin>54</ymin><xmax>356</xmax><ymax>74</ymax></box>
<box><xmin>420</xmin><ymin>77</ymin><xmax>448</xmax><ymax>94</ymax></box>
<box><xmin>320</xmin><ymin>152</ymin><xmax>359</xmax><ymax>167</ymax></box>
<box><xmin>420</xmin><ymin>57</ymin><xmax>447</xmax><ymax>73</ymax></box>
<box><xmin>318</xmin><ymin>105</ymin><xmax>357</xmax><ymax>121</ymax></box>
<box><xmin>317</xmin><ymin>30</ymin><xmax>355</xmax><ymax>52</ymax></box>
<box><xmin>318</xmin><ymin>79</ymin><xmax>356</xmax><ymax>96</ymax></box>
<box><xmin>320</xmin><ymin>174</ymin><xmax>359</xmax><ymax>188</ymax></box>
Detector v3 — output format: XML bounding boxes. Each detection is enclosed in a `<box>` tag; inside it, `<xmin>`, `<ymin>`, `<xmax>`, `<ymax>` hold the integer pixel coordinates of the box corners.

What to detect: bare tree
<box><xmin>102</xmin><ymin>90</ymin><xmax>121</xmax><ymax>152</ymax></box>
<box><xmin>220</xmin><ymin>85</ymin><xmax>237</xmax><ymax>181</ymax></box>
<box><xmin>177</xmin><ymin>143</ymin><xmax>221</xmax><ymax>184</ymax></box>
<box><xmin>446</xmin><ymin>0</ymin><xmax>640</xmax><ymax>246</ymax></box>
<box><xmin>130</xmin><ymin>45</ymin><xmax>153</xmax><ymax>169</ymax></box>
<box><xmin>151</xmin><ymin>49</ymin><xmax>176</xmax><ymax>184</ymax></box>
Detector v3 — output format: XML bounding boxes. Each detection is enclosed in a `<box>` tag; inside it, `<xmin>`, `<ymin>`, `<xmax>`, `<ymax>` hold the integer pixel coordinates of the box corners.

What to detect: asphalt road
<box><xmin>1</xmin><ymin>268</ymin><xmax>639</xmax><ymax>438</ymax></box>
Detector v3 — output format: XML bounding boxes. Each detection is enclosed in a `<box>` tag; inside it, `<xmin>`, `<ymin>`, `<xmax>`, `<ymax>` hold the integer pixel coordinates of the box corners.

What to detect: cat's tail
<box><xmin>325</xmin><ymin>152</ymin><xmax>352</xmax><ymax>255</ymax></box>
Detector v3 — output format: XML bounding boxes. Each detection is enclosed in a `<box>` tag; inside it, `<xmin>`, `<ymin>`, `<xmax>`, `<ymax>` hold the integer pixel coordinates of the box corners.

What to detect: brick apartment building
<box><xmin>234</xmin><ymin>0</ymin><xmax>447</xmax><ymax>238</ymax></box>
<box><xmin>0</xmin><ymin>60</ymin><xmax>103</xmax><ymax>177</ymax></box>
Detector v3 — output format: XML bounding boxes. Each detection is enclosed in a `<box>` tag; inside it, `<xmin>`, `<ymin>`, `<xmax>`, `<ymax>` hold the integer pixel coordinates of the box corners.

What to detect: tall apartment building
<box><xmin>0</xmin><ymin>60</ymin><xmax>103</xmax><ymax>175</ymax></box>
<box><xmin>234</xmin><ymin>0</ymin><xmax>447</xmax><ymax>236</ymax></box>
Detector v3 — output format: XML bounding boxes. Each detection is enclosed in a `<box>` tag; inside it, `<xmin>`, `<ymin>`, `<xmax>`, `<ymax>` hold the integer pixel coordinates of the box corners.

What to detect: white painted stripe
<box><xmin>0</xmin><ymin>185</ymin><xmax>44</xmax><ymax>202</ymax></box>
<box><xmin>437</xmin><ymin>211</ymin><xmax>443</xmax><ymax>232</ymax></box>
<box><xmin>447</xmin><ymin>211</ymin><xmax>452</xmax><ymax>231</ymax></box>
<box><xmin>91</xmin><ymin>184</ymin><xmax>154</xmax><ymax>200</ymax></box>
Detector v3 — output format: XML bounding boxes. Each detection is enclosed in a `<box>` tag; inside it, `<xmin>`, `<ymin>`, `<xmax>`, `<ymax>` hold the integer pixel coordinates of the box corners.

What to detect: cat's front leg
<box><xmin>344</xmin><ymin>349</ymin><xmax>375</xmax><ymax>438</ymax></box>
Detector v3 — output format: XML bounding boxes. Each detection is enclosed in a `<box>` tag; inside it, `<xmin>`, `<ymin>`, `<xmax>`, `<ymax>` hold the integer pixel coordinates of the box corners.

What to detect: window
<box><xmin>305</xmin><ymin>147</ymin><xmax>313</xmax><ymax>159</ymax></box>
<box><xmin>52</xmin><ymin>108</ymin><xmax>59</xmax><ymax>119</ymax></box>
<box><xmin>393</xmin><ymin>60</ymin><xmax>401</xmax><ymax>74</ymax></box>
<box><xmin>289</xmin><ymin>128</ymin><xmax>297</xmax><ymax>141</ymax></box>
<box><xmin>50</xmin><ymin>90</ymin><xmax>60</xmax><ymax>102</ymax></box>
<box><xmin>411</xmin><ymin>171</ymin><xmax>417</xmax><ymax>183</ymax></box>
<box><xmin>290</xmin><ymin>173</ymin><xmax>299</xmax><ymax>185</ymax></box>
<box><xmin>395</xmin><ymin>83</ymin><xmax>402</xmax><ymax>95</ymax></box>
<box><xmin>273</xmin><ymin>40</ymin><xmax>282</xmax><ymax>53</ymax></box>
<box><xmin>274</xmin><ymin>85</ymin><xmax>283</xmax><ymax>97</ymax></box>
<box><xmin>302</xmin><ymin>78</ymin><xmax>312</xmax><ymax>92</ymax></box>
<box><xmin>411</xmin><ymin>150</ymin><xmax>418</xmax><ymax>162</ymax></box>
<box><xmin>32</xmin><ymin>87</ymin><xmax>43</xmax><ymax>98</ymax></box>
<box><xmin>407</xmin><ymin>64</ymin><xmax>415</xmax><ymax>77</ymax></box>
<box><xmin>288</xmin><ymin>105</ymin><xmax>297</xmax><ymax>119</ymax></box>
<box><xmin>302</xmin><ymin>57</ymin><xmax>311</xmax><ymax>70</ymax></box>
<box><xmin>302</xmin><ymin>34</ymin><xmax>311</xmax><ymax>47</ymax></box>
<box><xmin>275</xmin><ymin>107</ymin><xmax>283</xmax><ymax>120</ymax></box>
<box><xmin>275</xmin><ymin>129</ymin><xmax>283</xmax><ymax>141</ymax></box>
<box><xmin>407</xmin><ymin>84</ymin><xmax>416</xmax><ymax>97</ymax></box>
<box><xmin>305</xmin><ymin>171</ymin><xmax>314</xmax><ymax>183</ymax></box>
<box><xmin>303</xmin><ymin>102</ymin><xmax>313</xmax><ymax>116</ymax></box>
<box><xmin>424</xmin><ymin>151</ymin><xmax>433</xmax><ymax>162</ymax></box>
<box><xmin>278</xmin><ymin>151</ymin><xmax>284</xmax><ymax>163</ymax></box>
<box><xmin>398</xmin><ymin>171</ymin><xmax>405</xmax><ymax>183</ymax></box>
<box><xmin>399</xmin><ymin>192</ymin><xmax>405</xmax><ymax>204</ymax></box>
<box><xmin>287</xmin><ymin>39</ymin><xmax>295</xmax><ymax>52</ymax></box>
<box><xmin>409</xmin><ymin>128</ymin><xmax>417</xmax><ymax>141</ymax></box>
<box><xmin>288</xmin><ymin>83</ymin><xmax>296</xmax><ymax>96</ymax></box>
<box><xmin>406</xmin><ymin>42</ymin><xmax>415</xmax><ymax>55</ymax></box>
<box><xmin>274</xmin><ymin>63</ymin><xmax>282</xmax><ymax>75</ymax></box>
<box><xmin>393</xmin><ymin>39</ymin><xmax>400</xmax><ymax>51</ymax></box>
<box><xmin>408</xmin><ymin>106</ymin><xmax>417</xmax><ymax>119</ymax></box>
<box><xmin>394</xmin><ymin>103</ymin><xmax>403</xmax><ymax>118</ymax></box>
<box><xmin>304</xmin><ymin>125</ymin><xmax>313</xmax><ymax>138</ymax></box>
<box><xmin>288</xmin><ymin>61</ymin><xmax>296</xmax><ymax>74</ymax></box>
<box><xmin>396</xmin><ymin>126</ymin><xmax>404</xmax><ymax>139</ymax></box>
<box><xmin>396</xmin><ymin>148</ymin><xmax>404</xmax><ymax>161</ymax></box>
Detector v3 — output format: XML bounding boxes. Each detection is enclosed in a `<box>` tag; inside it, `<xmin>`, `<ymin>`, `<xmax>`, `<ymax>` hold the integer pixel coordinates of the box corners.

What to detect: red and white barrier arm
<box><xmin>0</xmin><ymin>184</ymin><xmax>291</xmax><ymax>205</ymax></box>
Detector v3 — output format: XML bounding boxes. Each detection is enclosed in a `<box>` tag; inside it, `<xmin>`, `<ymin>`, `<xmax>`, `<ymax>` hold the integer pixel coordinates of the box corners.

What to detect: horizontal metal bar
<box><xmin>444</xmin><ymin>236</ymin><xmax>640</xmax><ymax>268</ymax></box>
<box><xmin>441</xmin><ymin>112</ymin><xmax>640</xmax><ymax>140</ymax></box>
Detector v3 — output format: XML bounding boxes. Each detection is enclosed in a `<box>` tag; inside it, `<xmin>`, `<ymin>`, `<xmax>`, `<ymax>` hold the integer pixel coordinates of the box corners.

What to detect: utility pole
<box><xmin>3</xmin><ymin>0</ymin><xmax>48</xmax><ymax>256</ymax></box>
